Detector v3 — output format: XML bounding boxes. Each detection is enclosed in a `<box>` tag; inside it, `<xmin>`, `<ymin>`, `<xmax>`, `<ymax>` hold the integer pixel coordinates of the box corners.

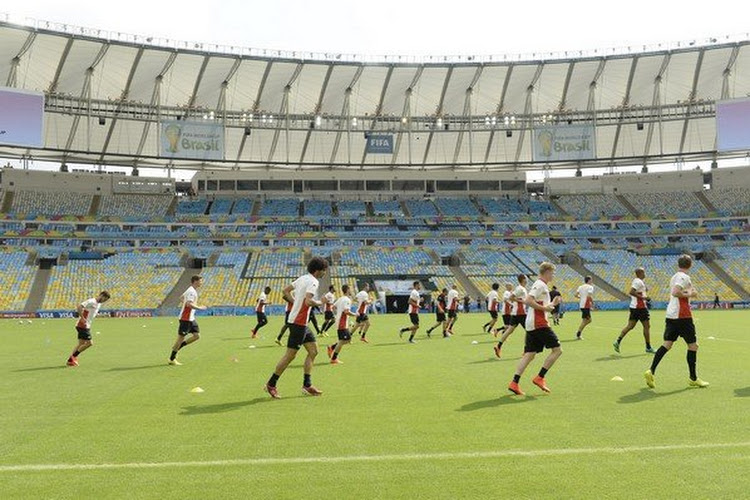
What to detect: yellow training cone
<box><xmin>610</xmin><ymin>376</ymin><xmax>624</xmax><ymax>382</ymax></box>
<box><xmin>190</xmin><ymin>387</ymin><xmax>205</xmax><ymax>393</ymax></box>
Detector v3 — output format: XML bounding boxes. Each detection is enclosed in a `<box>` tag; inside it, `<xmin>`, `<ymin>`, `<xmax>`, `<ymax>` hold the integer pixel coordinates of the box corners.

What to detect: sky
<box><xmin>3</xmin><ymin>0</ymin><xmax>750</xmax><ymax>181</ymax></box>
<box><xmin>6</xmin><ymin>0</ymin><xmax>750</xmax><ymax>59</ymax></box>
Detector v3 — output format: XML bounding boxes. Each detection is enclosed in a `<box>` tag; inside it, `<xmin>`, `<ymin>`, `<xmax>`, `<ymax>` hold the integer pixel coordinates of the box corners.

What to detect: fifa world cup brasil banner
<box><xmin>532</xmin><ymin>124</ymin><xmax>596</xmax><ymax>162</ymax></box>
<box><xmin>160</xmin><ymin>120</ymin><xmax>225</xmax><ymax>160</ymax></box>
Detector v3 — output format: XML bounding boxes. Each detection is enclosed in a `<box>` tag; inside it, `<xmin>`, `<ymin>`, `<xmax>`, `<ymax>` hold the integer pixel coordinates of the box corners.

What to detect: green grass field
<box><xmin>1</xmin><ymin>309</ymin><xmax>748</xmax><ymax>499</ymax></box>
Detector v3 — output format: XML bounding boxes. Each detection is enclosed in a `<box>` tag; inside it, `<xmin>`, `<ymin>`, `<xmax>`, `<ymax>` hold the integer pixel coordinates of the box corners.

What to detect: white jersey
<box><xmin>630</xmin><ymin>278</ymin><xmax>648</xmax><ymax>309</ymax></box>
<box><xmin>409</xmin><ymin>289</ymin><xmax>421</xmax><ymax>314</ymax></box>
<box><xmin>256</xmin><ymin>292</ymin><xmax>267</xmax><ymax>314</ymax></box>
<box><xmin>487</xmin><ymin>290</ymin><xmax>500</xmax><ymax>312</ymax></box>
<box><xmin>666</xmin><ymin>271</ymin><xmax>692</xmax><ymax>320</ymax></box>
<box><xmin>179</xmin><ymin>286</ymin><xmax>198</xmax><ymax>322</ymax></box>
<box><xmin>447</xmin><ymin>289</ymin><xmax>459</xmax><ymax>311</ymax></box>
<box><xmin>355</xmin><ymin>290</ymin><xmax>370</xmax><ymax>315</ymax></box>
<box><xmin>324</xmin><ymin>292</ymin><xmax>335</xmax><ymax>312</ymax></box>
<box><xmin>525</xmin><ymin>279</ymin><xmax>551</xmax><ymax>331</ymax></box>
<box><xmin>511</xmin><ymin>285</ymin><xmax>527</xmax><ymax>316</ymax></box>
<box><xmin>288</xmin><ymin>274</ymin><xmax>320</xmax><ymax>326</ymax></box>
<box><xmin>577</xmin><ymin>284</ymin><xmax>595</xmax><ymax>309</ymax></box>
<box><xmin>334</xmin><ymin>296</ymin><xmax>352</xmax><ymax>330</ymax></box>
<box><xmin>502</xmin><ymin>290</ymin><xmax>513</xmax><ymax>315</ymax></box>
<box><xmin>76</xmin><ymin>298</ymin><xmax>101</xmax><ymax>329</ymax></box>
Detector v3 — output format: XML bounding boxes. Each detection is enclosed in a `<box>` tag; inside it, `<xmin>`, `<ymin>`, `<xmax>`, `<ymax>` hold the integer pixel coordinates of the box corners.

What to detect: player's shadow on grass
<box><xmin>735</xmin><ymin>387</ymin><xmax>750</xmax><ymax>398</ymax></box>
<box><xmin>466</xmin><ymin>357</ymin><xmax>519</xmax><ymax>365</ymax></box>
<box><xmin>594</xmin><ymin>354</ymin><xmax>647</xmax><ymax>362</ymax></box>
<box><xmin>180</xmin><ymin>396</ymin><xmax>305</xmax><ymax>416</ymax></box>
<box><xmin>106</xmin><ymin>364</ymin><xmax>166</xmax><ymax>372</ymax></box>
<box><xmin>618</xmin><ymin>387</ymin><xmax>689</xmax><ymax>404</ymax></box>
<box><xmin>13</xmin><ymin>365</ymin><xmax>67</xmax><ymax>372</ymax></box>
<box><xmin>458</xmin><ymin>395</ymin><xmax>539</xmax><ymax>411</ymax></box>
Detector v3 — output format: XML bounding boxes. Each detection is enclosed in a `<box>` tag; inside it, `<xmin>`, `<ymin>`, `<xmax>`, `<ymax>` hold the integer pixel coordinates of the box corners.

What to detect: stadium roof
<box><xmin>2</xmin><ymin>17</ymin><xmax>750</xmax><ymax>171</ymax></box>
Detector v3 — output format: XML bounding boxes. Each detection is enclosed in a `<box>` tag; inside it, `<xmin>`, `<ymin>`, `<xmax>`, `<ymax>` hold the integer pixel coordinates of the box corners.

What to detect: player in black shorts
<box><xmin>251</xmin><ymin>286</ymin><xmax>271</xmax><ymax>339</ymax></box>
<box><xmin>508</xmin><ymin>263</ymin><xmax>563</xmax><ymax>395</ymax></box>
<box><xmin>549</xmin><ymin>286</ymin><xmax>561</xmax><ymax>325</ymax></box>
<box><xmin>426</xmin><ymin>289</ymin><xmax>448</xmax><ymax>338</ymax></box>
<box><xmin>644</xmin><ymin>255</ymin><xmax>709</xmax><ymax>389</ymax></box>
<box><xmin>495</xmin><ymin>274</ymin><xmax>528</xmax><ymax>358</ymax></box>
<box><xmin>614</xmin><ymin>268</ymin><xmax>654</xmax><ymax>353</ymax></box>
<box><xmin>399</xmin><ymin>281</ymin><xmax>422</xmax><ymax>343</ymax></box>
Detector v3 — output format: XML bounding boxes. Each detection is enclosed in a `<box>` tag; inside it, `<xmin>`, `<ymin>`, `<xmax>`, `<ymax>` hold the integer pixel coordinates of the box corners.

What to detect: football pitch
<box><xmin>1</xmin><ymin>310</ymin><xmax>748</xmax><ymax>499</ymax></box>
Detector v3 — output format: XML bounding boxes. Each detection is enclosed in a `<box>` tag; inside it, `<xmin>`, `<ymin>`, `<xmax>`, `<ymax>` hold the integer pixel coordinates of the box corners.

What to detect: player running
<box><xmin>251</xmin><ymin>286</ymin><xmax>271</xmax><ymax>339</ymax></box>
<box><xmin>644</xmin><ymin>255</ymin><xmax>709</xmax><ymax>389</ymax></box>
<box><xmin>320</xmin><ymin>285</ymin><xmax>337</xmax><ymax>335</ymax></box>
<box><xmin>265</xmin><ymin>257</ymin><xmax>330</xmax><ymax>398</ymax></box>
<box><xmin>446</xmin><ymin>285</ymin><xmax>460</xmax><ymax>335</ymax></box>
<box><xmin>499</xmin><ymin>283</ymin><xmax>513</xmax><ymax>336</ymax></box>
<box><xmin>574</xmin><ymin>276</ymin><xmax>595</xmax><ymax>340</ymax></box>
<box><xmin>613</xmin><ymin>267</ymin><xmax>655</xmax><ymax>353</ymax></box>
<box><xmin>399</xmin><ymin>281</ymin><xmax>422</xmax><ymax>343</ymax></box>
<box><xmin>351</xmin><ymin>283</ymin><xmax>373</xmax><ymax>343</ymax></box>
<box><xmin>65</xmin><ymin>291</ymin><xmax>111</xmax><ymax>366</ymax></box>
<box><xmin>483</xmin><ymin>283</ymin><xmax>501</xmax><ymax>335</ymax></box>
<box><xmin>549</xmin><ymin>286</ymin><xmax>562</xmax><ymax>325</ymax></box>
<box><xmin>426</xmin><ymin>288</ymin><xmax>448</xmax><ymax>338</ymax></box>
<box><xmin>169</xmin><ymin>275</ymin><xmax>207</xmax><ymax>366</ymax></box>
<box><xmin>327</xmin><ymin>284</ymin><xmax>355</xmax><ymax>364</ymax></box>
<box><xmin>494</xmin><ymin>274</ymin><xmax>528</xmax><ymax>358</ymax></box>
<box><xmin>508</xmin><ymin>262</ymin><xmax>563</xmax><ymax>395</ymax></box>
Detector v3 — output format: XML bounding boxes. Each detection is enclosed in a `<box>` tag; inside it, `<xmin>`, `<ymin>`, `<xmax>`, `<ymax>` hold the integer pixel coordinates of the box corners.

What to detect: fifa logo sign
<box><xmin>533</xmin><ymin>125</ymin><xmax>596</xmax><ymax>162</ymax></box>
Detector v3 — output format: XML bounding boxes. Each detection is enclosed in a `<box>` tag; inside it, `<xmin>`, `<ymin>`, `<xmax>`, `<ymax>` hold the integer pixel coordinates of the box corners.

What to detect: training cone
<box><xmin>610</xmin><ymin>376</ymin><xmax>624</xmax><ymax>382</ymax></box>
<box><xmin>190</xmin><ymin>387</ymin><xmax>205</xmax><ymax>393</ymax></box>
<box><xmin>248</xmin><ymin>345</ymin><xmax>256</xmax><ymax>349</ymax></box>
<box><xmin>471</xmin><ymin>340</ymin><xmax>479</xmax><ymax>345</ymax></box>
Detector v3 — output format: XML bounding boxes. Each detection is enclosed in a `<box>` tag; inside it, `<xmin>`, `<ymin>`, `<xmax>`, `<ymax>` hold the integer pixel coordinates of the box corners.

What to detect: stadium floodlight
<box><xmin>491</xmin><ymin>116</ymin><xmax>497</xmax><ymax>126</ymax></box>
<box><xmin>510</xmin><ymin>116</ymin><xmax>516</xmax><ymax>125</ymax></box>
<box><xmin>315</xmin><ymin>115</ymin><xmax>322</xmax><ymax>128</ymax></box>
<box><xmin>268</xmin><ymin>115</ymin><xmax>274</xmax><ymax>123</ymax></box>
<box><xmin>504</xmin><ymin>116</ymin><xmax>510</xmax><ymax>126</ymax></box>
<box><xmin>401</xmin><ymin>117</ymin><xmax>408</xmax><ymax>124</ymax></box>
<box><xmin>436</xmin><ymin>117</ymin><xmax>443</xmax><ymax>129</ymax></box>
<box><xmin>352</xmin><ymin>117</ymin><xmax>358</xmax><ymax>128</ymax></box>
<box><xmin>261</xmin><ymin>114</ymin><xmax>267</xmax><ymax>123</ymax></box>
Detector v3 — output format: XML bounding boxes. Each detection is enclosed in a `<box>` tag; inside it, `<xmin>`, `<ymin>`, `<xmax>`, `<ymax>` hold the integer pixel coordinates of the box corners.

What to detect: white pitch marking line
<box><xmin>1</xmin><ymin>442</ymin><xmax>748</xmax><ymax>473</ymax></box>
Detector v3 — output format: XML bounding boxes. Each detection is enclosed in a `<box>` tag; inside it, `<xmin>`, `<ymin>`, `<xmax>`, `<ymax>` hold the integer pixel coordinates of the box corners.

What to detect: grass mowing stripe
<box><xmin>2</xmin><ymin>441</ymin><xmax>748</xmax><ymax>473</ymax></box>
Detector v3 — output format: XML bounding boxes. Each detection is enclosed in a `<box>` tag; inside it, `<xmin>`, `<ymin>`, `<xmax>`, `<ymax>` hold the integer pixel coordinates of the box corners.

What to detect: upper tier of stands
<box><xmin>555</xmin><ymin>194</ymin><xmax>630</xmax><ymax>219</ymax></box>
<box><xmin>625</xmin><ymin>192</ymin><xmax>708</xmax><ymax>218</ymax></box>
<box><xmin>99</xmin><ymin>194</ymin><xmax>173</xmax><ymax>219</ymax></box>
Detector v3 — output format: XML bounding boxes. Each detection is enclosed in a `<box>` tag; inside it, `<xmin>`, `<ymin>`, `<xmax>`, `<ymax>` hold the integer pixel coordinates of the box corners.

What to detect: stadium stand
<box><xmin>10</xmin><ymin>190</ymin><xmax>91</xmax><ymax>217</ymax></box>
<box><xmin>703</xmin><ymin>188</ymin><xmax>750</xmax><ymax>216</ymax></box>
<box><xmin>258</xmin><ymin>199</ymin><xmax>299</xmax><ymax>217</ymax></box>
<box><xmin>42</xmin><ymin>250</ymin><xmax>183</xmax><ymax>310</ymax></box>
<box><xmin>98</xmin><ymin>194</ymin><xmax>172</xmax><ymax>219</ymax></box>
<box><xmin>625</xmin><ymin>191</ymin><xmax>708</xmax><ymax>218</ymax></box>
<box><xmin>0</xmin><ymin>250</ymin><xmax>36</xmax><ymax>311</ymax></box>
<box><xmin>554</xmin><ymin>194</ymin><xmax>630</xmax><ymax>219</ymax></box>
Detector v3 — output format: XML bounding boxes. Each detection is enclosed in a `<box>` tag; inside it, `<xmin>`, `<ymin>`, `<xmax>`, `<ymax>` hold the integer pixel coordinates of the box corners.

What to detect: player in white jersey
<box><xmin>320</xmin><ymin>286</ymin><xmax>337</xmax><ymax>335</ymax></box>
<box><xmin>169</xmin><ymin>276</ymin><xmax>207</xmax><ymax>365</ymax></box>
<box><xmin>483</xmin><ymin>283</ymin><xmax>501</xmax><ymax>335</ymax></box>
<box><xmin>265</xmin><ymin>257</ymin><xmax>330</xmax><ymax>398</ymax></box>
<box><xmin>350</xmin><ymin>283</ymin><xmax>373</xmax><ymax>342</ymax></box>
<box><xmin>644</xmin><ymin>255</ymin><xmax>709</xmax><ymax>389</ymax></box>
<box><xmin>574</xmin><ymin>277</ymin><xmax>595</xmax><ymax>340</ymax></box>
<box><xmin>498</xmin><ymin>283</ymin><xmax>514</xmax><ymax>336</ymax></box>
<box><xmin>495</xmin><ymin>274</ymin><xmax>528</xmax><ymax>358</ymax></box>
<box><xmin>399</xmin><ymin>281</ymin><xmax>422</xmax><ymax>343</ymax></box>
<box><xmin>445</xmin><ymin>285</ymin><xmax>460</xmax><ymax>335</ymax></box>
<box><xmin>251</xmin><ymin>286</ymin><xmax>271</xmax><ymax>339</ymax></box>
<box><xmin>326</xmin><ymin>284</ymin><xmax>355</xmax><ymax>364</ymax></box>
<box><xmin>613</xmin><ymin>268</ymin><xmax>655</xmax><ymax>353</ymax></box>
<box><xmin>66</xmin><ymin>291</ymin><xmax>111</xmax><ymax>366</ymax></box>
<box><xmin>508</xmin><ymin>263</ymin><xmax>563</xmax><ymax>395</ymax></box>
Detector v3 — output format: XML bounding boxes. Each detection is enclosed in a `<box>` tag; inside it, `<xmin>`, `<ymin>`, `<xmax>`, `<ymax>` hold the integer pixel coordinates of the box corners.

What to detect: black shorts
<box><xmin>256</xmin><ymin>312</ymin><xmax>267</xmax><ymax>323</ymax></box>
<box><xmin>356</xmin><ymin>313</ymin><xmax>369</xmax><ymax>323</ymax></box>
<box><xmin>178</xmin><ymin>320</ymin><xmax>200</xmax><ymax>336</ymax></box>
<box><xmin>664</xmin><ymin>318</ymin><xmax>697</xmax><ymax>344</ymax></box>
<box><xmin>489</xmin><ymin>311</ymin><xmax>498</xmax><ymax>320</ymax></box>
<box><xmin>524</xmin><ymin>327</ymin><xmax>561</xmax><ymax>353</ymax></box>
<box><xmin>324</xmin><ymin>311</ymin><xmax>335</xmax><ymax>321</ymax></box>
<box><xmin>409</xmin><ymin>313</ymin><xmax>420</xmax><ymax>326</ymax></box>
<box><xmin>502</xmin><ymin>314</ymin><xmax>512</xmax><ymax>326</ymax></box>
<box><xmin>76</xmin><ymin>326</ymin><xmax>92</xmax><ymax>340</ymax></box>
<box><xmin>552</xmin><ymin>306</ymin><xmax>560</xmax><ymax>314</ymax></box>
<box><xmin>337</xmin><ymin>329</ymin><xmax>352</xmax><ymax>341</ymax></box>
<box><xmin>580</xmin><ymin>308</ymin><xmax>591</xmax><ymax>319</ymax></box>
<box><xmin>447</xmin><ymin>310</ymin><xmax>457</xmax><ymax>319</ymax></box>
<box><xmin>511</xmin><ymin>315</ymin><xmax>527</xmax><ymax>327</ymax></box>
<box><xmin>436</xmin><ymin>312</ymin><xmax>446</xmax><ymax>322</ymax></box>
<box><xmin>629</xmin><ymin>308</ymin><xmax>650</xmax><ymax>322</ymax></box>
<box><xmin>287</xmin><ymin>323</ymin><xmax>316</xmax><ymax>350</ymax></box>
